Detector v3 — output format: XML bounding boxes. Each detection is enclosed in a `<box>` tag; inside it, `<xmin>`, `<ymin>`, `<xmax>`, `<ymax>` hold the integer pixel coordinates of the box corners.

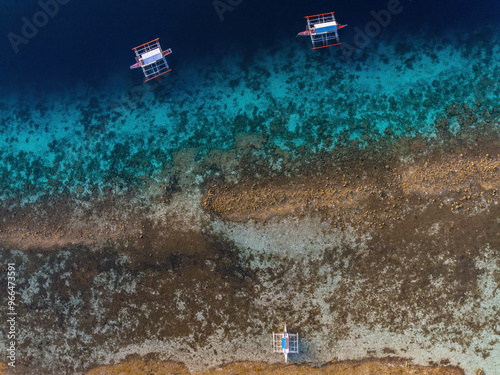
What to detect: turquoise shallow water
<box><xmin>0</xmin><ymin>26</ymin><xmax>499</xmax><ymax>203</ymax></box>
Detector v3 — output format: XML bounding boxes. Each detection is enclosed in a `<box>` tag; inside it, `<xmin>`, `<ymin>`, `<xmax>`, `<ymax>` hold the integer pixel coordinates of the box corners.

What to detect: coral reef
<box><xmin>0</xmin><ymin>24</ymin><xmax>499</xmax><ymax>375</ymax></box>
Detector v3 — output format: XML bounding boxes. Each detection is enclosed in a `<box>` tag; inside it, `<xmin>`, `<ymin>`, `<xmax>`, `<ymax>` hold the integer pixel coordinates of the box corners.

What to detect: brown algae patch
<box><xmin>400</xmin><ymin>153</ymin><xmax>500</xmax><ymax>196</ymax></box>
<box><xmin>202</xmin><ymin>150</ymin><xmax>500</xmax><ymax>230</ymax></box>
<box><xmin>83</xmin><ymin>359</ymin><xmax>465</xmax><ymax>375</ymax></box>
<box><xmin>0</xmin><ymin>187</ymin><xmax>209</xmax><ymax>254</ymax></box>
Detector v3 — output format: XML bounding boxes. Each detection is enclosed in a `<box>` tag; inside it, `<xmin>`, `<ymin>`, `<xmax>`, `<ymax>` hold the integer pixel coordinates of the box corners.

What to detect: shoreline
<box><xmin>85</xmin><ymin>358</ymin><xmax>467</xmax><ymax>375</ymax></box>
<box><xmin>0</xmin><ymin>358</ymin><xmax>467</xmax><ymax>375</ymax></box>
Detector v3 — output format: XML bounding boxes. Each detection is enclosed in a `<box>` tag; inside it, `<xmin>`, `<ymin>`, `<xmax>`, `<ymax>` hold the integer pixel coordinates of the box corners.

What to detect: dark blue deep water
<box><xmin>1</xmin><ymin>0</ymin><xmax>499</xmax><ymax>87</ymax></box>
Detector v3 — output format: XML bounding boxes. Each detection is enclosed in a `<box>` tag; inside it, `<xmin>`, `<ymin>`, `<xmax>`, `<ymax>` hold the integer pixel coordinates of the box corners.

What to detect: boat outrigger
<box><xmin>273</xmin><ymin>324</ymin><xmax>299</xmax><ymax>363</ymax></box>
<box><xmin>130</xmin><ymin>38</ymin><xmax>172</xmax><ymax>82</ymax></box>
<box><xmin>298</xmin><ymin>12</ymin><xmax>347</xmax><ymax>49</ymax></box>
